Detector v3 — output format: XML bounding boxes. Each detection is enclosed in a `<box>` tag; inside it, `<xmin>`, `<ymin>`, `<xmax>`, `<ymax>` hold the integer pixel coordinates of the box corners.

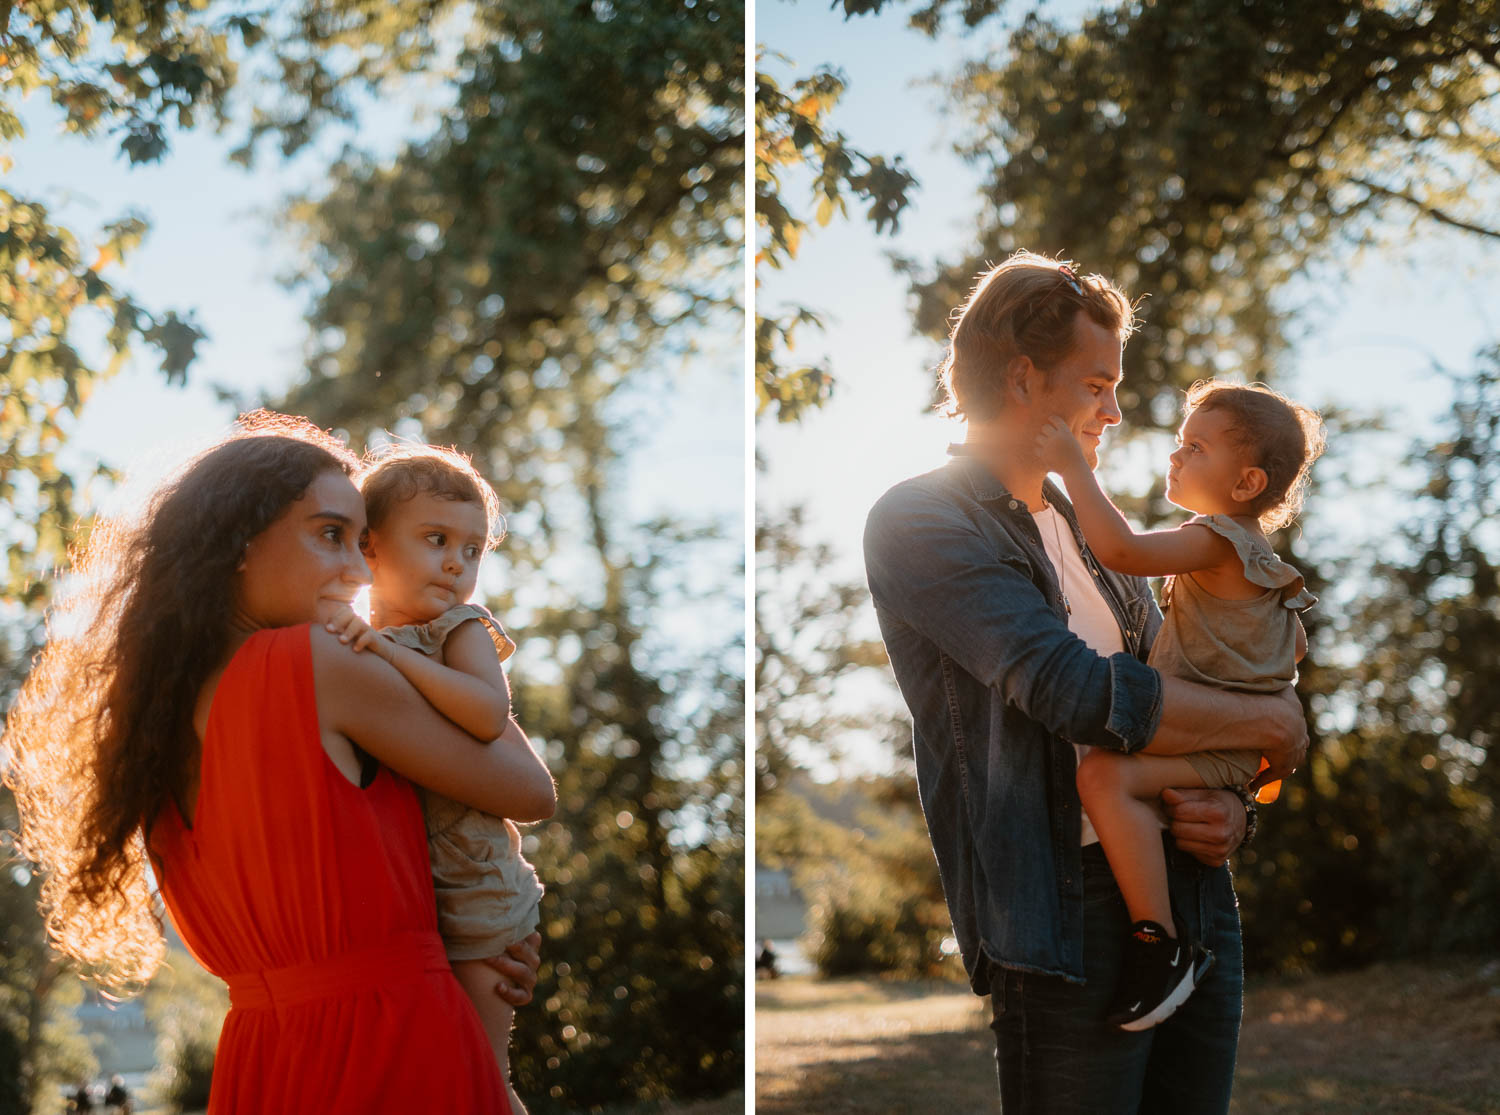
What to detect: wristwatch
<box><xmin>1229</xmin><ymin>785</ymin><xmax>1258</xmax><ymax>847</ymax></box>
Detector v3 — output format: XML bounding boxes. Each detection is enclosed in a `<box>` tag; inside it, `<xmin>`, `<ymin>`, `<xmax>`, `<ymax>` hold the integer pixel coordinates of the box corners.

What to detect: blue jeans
<box><xmin>989</xmin><ymin>836</ymin><xmax>1243</xmax><ymax>1113</ymax></box>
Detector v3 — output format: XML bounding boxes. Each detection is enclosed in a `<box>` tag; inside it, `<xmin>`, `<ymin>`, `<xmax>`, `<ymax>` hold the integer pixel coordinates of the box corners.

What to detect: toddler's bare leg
<box><xmin>453</xmin><ymin>958</ymin><xmax>528</xmax><ymax>1115</ymax></box>
<box><xmin>1076</xmin><ymin>750</ymin><xmax>1209</xmax><ymax>933</ymax></box>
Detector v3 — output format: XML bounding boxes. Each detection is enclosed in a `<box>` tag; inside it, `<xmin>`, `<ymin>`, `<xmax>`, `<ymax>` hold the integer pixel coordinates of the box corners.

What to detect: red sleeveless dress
<box><xmin>151</xmin><ymin>625</ymin><xmax>508</xmax><ymax>1113</ymax></box>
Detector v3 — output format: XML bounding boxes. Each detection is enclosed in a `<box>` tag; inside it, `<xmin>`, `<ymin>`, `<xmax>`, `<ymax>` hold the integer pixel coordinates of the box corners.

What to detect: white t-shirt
<box><xmin>1032</xmin><ymin>503</ymin><xmax>1154</xmax><ymax>846</ymax></box>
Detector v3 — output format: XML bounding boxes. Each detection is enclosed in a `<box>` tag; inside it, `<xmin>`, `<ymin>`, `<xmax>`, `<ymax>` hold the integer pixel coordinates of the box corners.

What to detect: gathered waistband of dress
<box><xmin>225</xmin><ymin>930</ymin><xmax>450</xmax><ymax>1012</ymax></box>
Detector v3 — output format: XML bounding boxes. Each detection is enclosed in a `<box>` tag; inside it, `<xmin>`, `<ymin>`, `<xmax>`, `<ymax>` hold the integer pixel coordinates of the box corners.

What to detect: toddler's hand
<box><xmin>326</xmin><ymin>606</ymin><xmax>392</xmax><ymax>661</ymax></box>
<box><xmin>1035</xmin><ymin>416</ymin><xmax>1088</xmax><ymax>474</ymax></box>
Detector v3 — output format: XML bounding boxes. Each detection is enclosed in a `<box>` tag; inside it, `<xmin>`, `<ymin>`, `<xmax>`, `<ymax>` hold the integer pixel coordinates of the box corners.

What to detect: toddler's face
<box><xmin>364</xmin><ymin>490</ymin><xmax>489</xmax><ymax>624</ymax></box>
<box><xmin>1165</xmin><ymin>407</ymin><xmax>1255</xmax><ymax>516</ymax></box>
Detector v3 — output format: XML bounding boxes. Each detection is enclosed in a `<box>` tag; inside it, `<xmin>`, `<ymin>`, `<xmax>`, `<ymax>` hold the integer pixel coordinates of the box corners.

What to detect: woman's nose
<box><xmin>345</xmin><ymin>546</ymin><xmax>372</xmax><ymax>585</ymax></box>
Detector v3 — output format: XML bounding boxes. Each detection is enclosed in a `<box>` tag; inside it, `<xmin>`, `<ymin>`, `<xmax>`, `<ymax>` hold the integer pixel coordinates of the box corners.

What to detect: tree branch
<box><xmin>1345</xmin><ymin>176</ymin><xmax>1500</xmax><ymax>239</ymax></box>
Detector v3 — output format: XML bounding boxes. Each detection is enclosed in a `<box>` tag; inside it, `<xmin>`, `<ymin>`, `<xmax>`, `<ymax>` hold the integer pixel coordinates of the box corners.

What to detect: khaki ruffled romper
<box><xmin>383</xmin><ymin>603</ymin><xmax>545</xmax><ymax>960</ymax></box>
<box><xmin>1147</xmin><ymin>514</ymin><xmax>1316</xmax><ymax>788</ymax></box>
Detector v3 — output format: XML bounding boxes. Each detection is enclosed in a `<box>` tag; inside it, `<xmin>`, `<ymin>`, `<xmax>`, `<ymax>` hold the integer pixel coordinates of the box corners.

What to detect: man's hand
<box><xmin>483</xmin><ymin>931</ymin><xmax>541</xmax><ymax>1006</ymax></box>
<box><xmin>1161</xmin><ymin>787</ymin><xmax>1245</xmax><ymax>867</ymax></box>
<box><xmin>1034</xmin><ymin>416</ymin><xmax>1089</xmax><ymax>476</ymax></box>
<box><xmin>1248</xmin><ymin>687</ymin><xmax>1307</xmax><ymax>795</ymax></box>
<box><xmin>325</xmin><ymin>606</ymin><xmax>394</xmax><ymax>661</ymax></box>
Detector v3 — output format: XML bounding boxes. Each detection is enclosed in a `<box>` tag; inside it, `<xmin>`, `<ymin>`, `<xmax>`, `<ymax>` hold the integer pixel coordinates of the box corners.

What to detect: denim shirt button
<box><xmin>1008</xmin><ymin>499</ymin><xmax>1019</xmax><ymax>510</ymax></box>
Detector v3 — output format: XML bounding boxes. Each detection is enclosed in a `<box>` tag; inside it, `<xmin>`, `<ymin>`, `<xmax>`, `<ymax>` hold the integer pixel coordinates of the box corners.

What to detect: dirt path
<box><xmin>755</xmin><ymin>956</ymin><xmax>1500</xmax><ymax>1114</ymax></box>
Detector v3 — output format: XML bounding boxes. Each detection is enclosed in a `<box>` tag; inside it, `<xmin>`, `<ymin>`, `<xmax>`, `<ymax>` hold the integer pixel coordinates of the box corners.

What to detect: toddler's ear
<box><xmin>1232</xmin><ymin>466</ymin><xmax>1268</xmax><ymax>506</ymax></box>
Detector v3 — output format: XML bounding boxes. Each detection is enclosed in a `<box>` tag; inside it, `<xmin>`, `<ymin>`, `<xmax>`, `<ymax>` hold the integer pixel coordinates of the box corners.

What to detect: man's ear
<box><xmin>1007</xmin><ymin>355</ymin><xmax>1039</xmax><ymax>405</ymax></box>
<box><xmin>1232</xmin><ymin>466</ymin><xmax>1268</xmax><ymax>506</ymax></box>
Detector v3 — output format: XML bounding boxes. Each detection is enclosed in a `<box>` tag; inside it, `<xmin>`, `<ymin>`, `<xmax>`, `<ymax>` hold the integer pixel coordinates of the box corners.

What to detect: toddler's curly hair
<box><xmin>1184</xmin><ymin>380</ymin><xmax>1326</xmax><ymax>532</ymax></box>
<box><xmin>359</xmin><ymin>444</ymin><xmax>504</xmax><ymax>546</ymax></box>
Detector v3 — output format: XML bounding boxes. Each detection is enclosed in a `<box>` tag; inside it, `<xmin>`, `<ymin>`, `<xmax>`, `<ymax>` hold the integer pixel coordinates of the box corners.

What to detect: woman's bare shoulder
<box><xmin>308</xmin><ymin>624</ymin><xmax>392</xmax><ymax>716</ymax></box>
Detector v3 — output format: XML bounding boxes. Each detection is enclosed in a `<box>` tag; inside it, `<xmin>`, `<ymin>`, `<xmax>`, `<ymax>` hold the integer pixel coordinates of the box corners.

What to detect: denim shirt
<box><xmin>863</xmin><ymin>448</ymin><xmax>1165</xmax><ymax>992</ymax></box>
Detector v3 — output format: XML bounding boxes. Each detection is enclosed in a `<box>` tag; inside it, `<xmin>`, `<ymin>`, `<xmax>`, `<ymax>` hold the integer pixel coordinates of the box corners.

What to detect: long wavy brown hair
<box><xmin>2</xmin><ymin>412</ymin><xmax>358</xmax><ymax>992</ymax></box>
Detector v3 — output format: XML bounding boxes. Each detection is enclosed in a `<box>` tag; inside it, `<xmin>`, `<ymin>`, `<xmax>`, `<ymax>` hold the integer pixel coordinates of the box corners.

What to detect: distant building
<box><xmin>754</xmin><ymin>864</ymin><xmax>806</xmax><ymax>940</ymax></box>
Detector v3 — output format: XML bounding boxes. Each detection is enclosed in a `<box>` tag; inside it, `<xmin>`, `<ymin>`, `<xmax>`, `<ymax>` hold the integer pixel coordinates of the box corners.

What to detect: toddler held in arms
<box><xmin>327</xmin><ymin>445</ymin><xmax>546</xmax><ymax>1113</ymax></box>
<box><xmin>1035</xmin><ymin>380</ymin><xmax>1325</xmax><ymax>1032</ymax></box>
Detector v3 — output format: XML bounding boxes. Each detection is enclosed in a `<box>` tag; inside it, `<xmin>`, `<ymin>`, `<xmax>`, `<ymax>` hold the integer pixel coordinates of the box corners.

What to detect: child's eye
<box><xmin>426</xmin><ymin>533</ymin><xmax>446</xmax><ymax>547</ymax></box>
<box><xmin>464</xmin><ymin>545</ymin><xmax>480</xmax><ymax>561</ymax></box>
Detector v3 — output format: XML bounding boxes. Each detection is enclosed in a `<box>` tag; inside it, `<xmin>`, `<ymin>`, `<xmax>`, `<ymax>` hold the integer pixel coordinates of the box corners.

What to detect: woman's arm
<box><xmin>326</xmin><ymin>609</ymin><xmax>511</xmax><ymax>740</ymax></box>
<box><xmin>311</xmin><ymin>627</ymin><xmax>556</xmax><ymax>821</ymax></box>
<box><xmin>1035</xmin><ymin>417</ymin><xmax>1234</xmax><ymax>577</ymax></box>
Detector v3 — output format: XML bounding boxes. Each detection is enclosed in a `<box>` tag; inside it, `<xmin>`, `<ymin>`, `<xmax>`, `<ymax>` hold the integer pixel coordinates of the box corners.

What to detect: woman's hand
<box><xmin>483</xmin><ymin>932</ymin><xmax>542</xmax><ymax>1006</ymax></box>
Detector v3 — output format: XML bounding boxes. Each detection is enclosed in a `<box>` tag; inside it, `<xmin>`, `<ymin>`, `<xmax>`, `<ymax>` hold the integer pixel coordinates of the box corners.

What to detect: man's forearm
<box><xmin>1144</xmin><ymin>676</ymin><xmax>1295</xmax><ymax>757</ymax></box>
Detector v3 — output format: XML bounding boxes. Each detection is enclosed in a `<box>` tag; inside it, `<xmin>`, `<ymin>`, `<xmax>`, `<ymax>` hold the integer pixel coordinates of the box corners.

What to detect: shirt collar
<box><xmin>946</xmin><ymin>442</ymin><xmax>1071</xmax><ymax>518</ymax></box>
<box><xmin>946</xmin><ymin>442</ymin><xmax>1013</xmax><ymax>504</ymax></box>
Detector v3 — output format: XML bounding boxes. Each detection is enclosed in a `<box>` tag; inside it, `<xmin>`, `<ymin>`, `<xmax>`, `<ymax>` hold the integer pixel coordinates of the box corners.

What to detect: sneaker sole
<box><xmin>1115</xmin><ymin>953</ymin><xmax>1200</xmax><ymax>1032</ymax></box>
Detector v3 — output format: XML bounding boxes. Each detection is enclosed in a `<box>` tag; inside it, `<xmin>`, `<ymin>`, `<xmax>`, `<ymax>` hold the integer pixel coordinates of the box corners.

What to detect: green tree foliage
<box><xmin>0</xmin><ymin>786</ymin><xmax>95</xmax><ymax>1115</ymax></box>
<box><xmin>912</xmin><ymin>0</ymin><xmax>1500</xmax><ymax>430</ymax></box>
<box><xmin>755</xmin><ymin>508</ymin><xmax>942</xmax><ymax>977</ymax></box>
<box><xmin>757</xmin><ymin>773</ymin><xmax>952</xmax><ymax>979</ymax></box>
<box><xmin>511</xmin><ymin>526</ymin><xmax>743</xmax><ymax>1105</ymax></box>
<box><xmin>142</xmin><ymin>948</ymin><xmax>229</xmax><ymax>1113</ymax></box>
<box><xmin>830</xmin><ymin>0</ymin><xmax>1010</xmax><ymax>34</ymax></box>
<box><xmin>754</xmin><ymin>58</ymin><xmax>915</xmax><ymax>421</ymax></box>
<box><xmin>272</xmin><ymin>0</ymin><xmax>745</xmax><ymax>1105</ymax></box>
<box><xmin>278</xmin><ymin>0</ymin><xmax>743</xmax><ymax>546</ymax></box>
<box><xmin>1235</xmin><ymin>353</ymin><xmax>1500</xmax><ymax>974</ymax></box>
<box><xmin>754</xmin><ymin>506</ymin><xmax>901</xmax><ymax>798</ymax></box>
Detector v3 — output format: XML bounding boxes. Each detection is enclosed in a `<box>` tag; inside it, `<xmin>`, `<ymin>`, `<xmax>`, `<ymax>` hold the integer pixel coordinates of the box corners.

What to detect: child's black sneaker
<box><xmin>1105</xmin><ymin>918</ymin><xmax>1209</xmax><ymax>1032</ymax></box>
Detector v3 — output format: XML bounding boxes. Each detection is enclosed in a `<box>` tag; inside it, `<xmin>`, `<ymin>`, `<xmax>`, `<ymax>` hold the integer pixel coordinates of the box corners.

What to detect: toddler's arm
<box><xmin>327</xmin><ymin>608</ymin><xmax>511</xmax><ymax>741</ymax></box>
<box><xmin>313</xmin><ymin>627</ymin><xmax>555</xmax><ymax>821</ymax></box>
<box><xmin>1035</xmin><ymin>417</ymin><xmax>1234</xmax><ymax>577</ymax></box>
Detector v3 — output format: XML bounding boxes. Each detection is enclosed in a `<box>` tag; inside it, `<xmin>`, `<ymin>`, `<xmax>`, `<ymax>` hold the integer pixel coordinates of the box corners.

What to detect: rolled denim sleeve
<box><xmin>865</xmin><ymin>481</ymin><xmax>1162</xmax><ymax>753</ymax></box>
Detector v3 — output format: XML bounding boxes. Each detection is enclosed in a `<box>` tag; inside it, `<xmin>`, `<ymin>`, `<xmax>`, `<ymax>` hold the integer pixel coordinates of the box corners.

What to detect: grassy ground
<box><xmin>755</xmin><ymin>956</ymin><xmax>1500</xmax><ymax>1114</ymax></box>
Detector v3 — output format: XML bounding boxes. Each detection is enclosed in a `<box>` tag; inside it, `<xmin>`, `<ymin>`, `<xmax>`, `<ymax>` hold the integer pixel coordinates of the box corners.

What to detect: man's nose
<box><xmin>1100</xmin><ymin>389</ymin><xmax>1122</xmax><ymax>425</ymax></box>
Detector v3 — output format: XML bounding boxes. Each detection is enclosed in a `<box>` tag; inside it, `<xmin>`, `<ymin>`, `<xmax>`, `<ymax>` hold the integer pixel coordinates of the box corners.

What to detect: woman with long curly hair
<box><xmin>3</xmin><ymin>412</ymin><xmax>555</xmax><ymax>1112</ymax></box>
